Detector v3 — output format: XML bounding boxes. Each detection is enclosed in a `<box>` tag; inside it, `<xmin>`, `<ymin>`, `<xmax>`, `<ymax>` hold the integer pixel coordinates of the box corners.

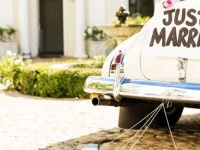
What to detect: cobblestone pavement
<box><xmin>42</xmin><ymin>113</ymin><xmax>200</xmax><ymax>150</ymax></box>
<box><xmin>1</xmin><ymin>90</ymin><xmax>200</xmax><ymax>150</ymax></box>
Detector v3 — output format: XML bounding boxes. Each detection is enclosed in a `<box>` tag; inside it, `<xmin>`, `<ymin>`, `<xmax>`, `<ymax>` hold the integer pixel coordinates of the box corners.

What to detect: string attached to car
<box><xmin>120</xmin><ymin>103</ymin><xmax>163</xmax><ymax>150</ymax></box>
<box><xmin>101</xmin><ymin>101</ymin><xmax>177</xmax><ymax>150</ymax></box>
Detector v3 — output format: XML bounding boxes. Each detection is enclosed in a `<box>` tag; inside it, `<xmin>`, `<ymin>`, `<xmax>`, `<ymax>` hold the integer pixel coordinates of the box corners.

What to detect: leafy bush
<box><xmin>0</xmin><ymin>53</ymin><xmax>102</xmax><ymax>98</ymax></box>
<box><xmin>112</xmin><ymin>14</ymin><xmax>150</xmax><ymax>26</ymax></box>
<box><xmin>125</xmin><ymin>15</ymin><xmax>150</xmax><ymax>26</ymax></box>
<box><xmin>68</xmin><ymin>56</ymin><xmax>105</xmax><ymax>68</ymax></box>
<box><xmin>0</xmin><ymin>51</ymin><xmax>25</xmax><ymax>91</ymax></box>
<box><xmin>21</xmin><ymin>66</ymin><xmax>101</xmax><ymax>98</ymax></box>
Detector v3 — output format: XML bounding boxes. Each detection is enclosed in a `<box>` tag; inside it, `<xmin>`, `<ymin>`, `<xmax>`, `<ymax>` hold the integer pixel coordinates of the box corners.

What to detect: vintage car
<box><xmin>84</xmin><ymin>0</ymin><xmax>200</xmax><ymax>128</ymax></box>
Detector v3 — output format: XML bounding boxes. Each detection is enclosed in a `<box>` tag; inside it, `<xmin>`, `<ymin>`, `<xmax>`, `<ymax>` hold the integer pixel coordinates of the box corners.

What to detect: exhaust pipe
<box><xmin>92</xmin><ymin>98</ymin><xmax>120</xmax><ymax>107</ymax></box>
<box><xmin>92</xmin><ymin>98</ymin><xmax>164</xmax><ymax>108</ymax></box>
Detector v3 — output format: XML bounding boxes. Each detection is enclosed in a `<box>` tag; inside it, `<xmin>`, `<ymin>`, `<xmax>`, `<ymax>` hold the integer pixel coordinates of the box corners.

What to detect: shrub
<box><xmin>21</xmin><ymin>65</ymin><xmax>101</xmax><ymax>98</ymax></box>
<box><xmin>0</xmin><ymin>51</ymin><xmax>25</xmax><ymax>91</ymax></box>
<box><xmin>0</xmin><ymin>53</ymin><xmax>102</xmax><ymax>98</ymax></box>
<box><xmin>125</xmin><ymin>15</ymin><xmax>150</xmax><ymax>26</ymax></box>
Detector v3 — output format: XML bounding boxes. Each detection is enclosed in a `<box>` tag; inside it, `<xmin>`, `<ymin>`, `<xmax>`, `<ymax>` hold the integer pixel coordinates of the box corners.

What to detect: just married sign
<box><xmin>150</xmin><ymin>8</ymin><xmax>200</xmax><ymax>48</ymax></box>
<box><xmin>140</xmin><ymin>0</ymin><xmax>200</xmax><ymax>59</ymax></box>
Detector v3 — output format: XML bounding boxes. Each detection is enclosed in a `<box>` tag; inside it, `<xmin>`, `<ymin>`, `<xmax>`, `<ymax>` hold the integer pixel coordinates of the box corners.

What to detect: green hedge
<box><xmin>0</xmin><ymin>54</ymin><xmax>102</xmax><ymax>98</ymax></box>
<box><xmin>21</xmin><ymin>66</ymin><xmax>101</xmax><ymax>98</ymax></box>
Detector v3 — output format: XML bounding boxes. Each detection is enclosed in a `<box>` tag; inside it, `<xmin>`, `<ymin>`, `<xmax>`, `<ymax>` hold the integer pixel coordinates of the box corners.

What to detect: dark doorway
<box><xmin>129</xmin><ymin>0</ymin><xmax>154</xmax><ymax>17</ymax></box>
<box><xmin>39</xmin><ymin>0</ymin><xmax>63</xmax><ymax>56</ymax></box>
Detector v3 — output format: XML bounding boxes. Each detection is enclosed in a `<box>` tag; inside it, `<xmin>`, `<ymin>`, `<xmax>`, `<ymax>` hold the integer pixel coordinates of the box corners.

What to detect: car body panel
<box><xmin>84</xmin><ymin>0</ymin><xmax>200</xmax><ymax>107</ymax></box>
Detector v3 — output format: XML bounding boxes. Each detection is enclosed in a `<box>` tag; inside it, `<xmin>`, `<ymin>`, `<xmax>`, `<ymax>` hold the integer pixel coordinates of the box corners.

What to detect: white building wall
<box><xmin>13</xmin><ymin>0</ymin><xmax>19</xmax><ymax>42</ymax></box>
<box><xmin>0</xmin><ymin>0</ymin><xmax>13</xmax><ymax>27</ymax></box>
<box><xmin>0</xmin><ymin>0</ymin><xmax>164</xmax><ymax>58</ymax></box>
<box><xmin>66</xmin><ymin>0</ymin><xmax>129</xmax><ymax>57</ymax></box>
<box><xmin>85</xmin><ymin>0</ymin><xmax>129</xmax><ymax>26</ymax></box>
<box><xmin>63</xmin><ymin>0</ymin><xmax>76</xmax><ymax>57</ymax></box>
<box><xmin>85</xmin><ymin>0</ymin><xmax>105</xmax><ymax>25</ymax></box>
<box><xmin>105</xmin><ymin>0</ymin><xmax>129</xmax><ymax>24</ymax></box>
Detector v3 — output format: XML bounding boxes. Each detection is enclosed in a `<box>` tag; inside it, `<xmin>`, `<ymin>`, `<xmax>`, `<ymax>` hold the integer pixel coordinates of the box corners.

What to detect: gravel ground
<box><xmin>0</xmin><ymin>90</ymin><xmax>200</xmax><ymax>150</ymax></box>
<box><xmin>0</xmin><ymin>90</ymin><xmax>119</xmax><ymax>150</ymax></box>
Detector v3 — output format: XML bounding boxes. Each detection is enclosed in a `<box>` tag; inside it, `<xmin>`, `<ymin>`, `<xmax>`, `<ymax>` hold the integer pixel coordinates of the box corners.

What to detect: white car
<box><xmin>84</xmin><ymin>0</ymin><xmax>200</xmax><ymax>128</ymax></box>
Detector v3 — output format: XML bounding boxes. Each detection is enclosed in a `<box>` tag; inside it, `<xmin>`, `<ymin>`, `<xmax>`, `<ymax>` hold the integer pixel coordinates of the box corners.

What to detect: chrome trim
<box><xmin>113</xmin><ymin>64</ymin><xmax>123</xmax><ymax>102</ymax></box>
<box><xmin>177</xmin><ymin>57</ymin><xmax>187</xmax><ymax>82</ymax></box>
<box><xmin>84</xmin><ymin>76</ymin><xmax>114</xmax><ymax>94</ymax></box>
<box><xmin>84</xmin><ymin>76</ymin><xmax>200</xmax><ymax>105</ymax></box>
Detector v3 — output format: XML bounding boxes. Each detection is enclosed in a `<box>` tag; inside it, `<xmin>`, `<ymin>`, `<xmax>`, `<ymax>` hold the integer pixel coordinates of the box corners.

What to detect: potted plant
<box><xmin>84</xmin><ymin>26</ymin><xmax>107</xmax><ymax>41</ymax></box>
<box><xmin>98</xmin><ymin>14</ymin><xmax>150</xmax><ymax>43</ymax></box>
<box><xmin>85</xmin><ymin>26</ymin><xmax>117</xmax><ymax>58</ymax></box>
<box><xmin>0</xmin><ymin>25</ymin><xmax>16</xmax><ymax>42</ymax></box>
<box><xmin>0</xmin><ymin>25</ymin><xmax>17</xmax><ymax>57</ymax></box>
<box><xmin>0</xmin><ymin>27</ymin><xmax>5</xmax><ymax>41</ymax></box>
<box><xmin>4</xmin><ymin>25</ymin><xmax>16</xmax><ymax>41</ymax></box>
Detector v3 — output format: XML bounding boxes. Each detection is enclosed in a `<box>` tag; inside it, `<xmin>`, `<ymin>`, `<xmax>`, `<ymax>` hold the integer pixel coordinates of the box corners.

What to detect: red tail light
<box><xmin>115</xmin><ymin>50</ymin><xmax>123</xmax><ymax>63</ymax></box>
<box><xmin>111</xmin><ymin>50</ymin><xmax>123</xmax><ymax>71</ymax></box>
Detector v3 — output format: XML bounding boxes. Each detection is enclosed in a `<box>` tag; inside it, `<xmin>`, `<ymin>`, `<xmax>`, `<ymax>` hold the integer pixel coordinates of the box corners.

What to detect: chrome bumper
<box><xmin>84</xmin><ymin>76</ymin><xmax>200</xmax><ymax>105</ymax></box>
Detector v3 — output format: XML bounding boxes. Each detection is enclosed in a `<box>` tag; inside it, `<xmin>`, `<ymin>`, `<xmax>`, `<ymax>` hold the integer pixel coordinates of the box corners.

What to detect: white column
<box><xmin>75</xmin><ymin>0</ymin><xmax>87</xmax><ymax>58</ymax></box>
<box><xmin>29</xmin><ymin>0</ymin><xmax>39</xmax><ymax>57</ymax></box>
<box><xmin>18</xmin><ymin>0</ymin><xmax>31</xmax><ymax>58</ymax></box>
<box><xmin>63</xmin><ymin>0</ymin><xmax>76</xmax><ymax>57</ymax></box>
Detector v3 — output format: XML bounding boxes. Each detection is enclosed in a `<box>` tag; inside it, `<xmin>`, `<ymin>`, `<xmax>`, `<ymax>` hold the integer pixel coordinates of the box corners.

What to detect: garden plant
<box><xmin>0</xmin><ymin>52</ymin><xmax>102</xmax><ymax>98</ymax></box>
